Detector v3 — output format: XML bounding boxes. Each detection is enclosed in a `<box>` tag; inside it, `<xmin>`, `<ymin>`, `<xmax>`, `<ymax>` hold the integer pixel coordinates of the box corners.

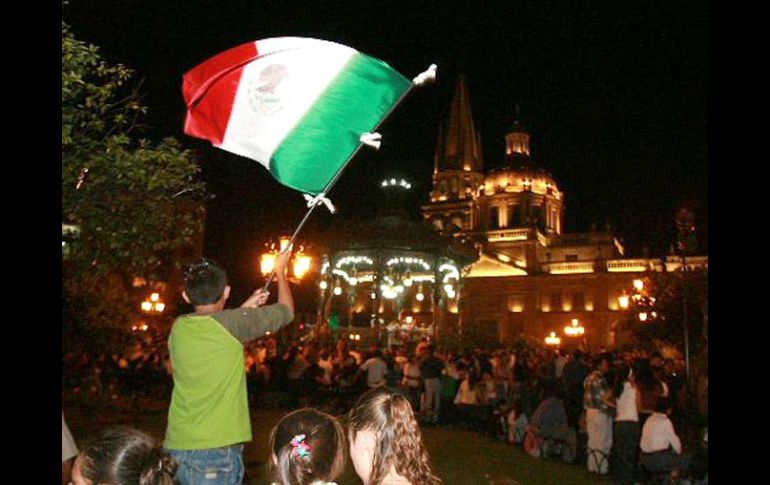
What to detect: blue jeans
<box><xmin>165</xmin><ymin>445</ymin><xmax>244</xmax><ymax>485</ymax></box>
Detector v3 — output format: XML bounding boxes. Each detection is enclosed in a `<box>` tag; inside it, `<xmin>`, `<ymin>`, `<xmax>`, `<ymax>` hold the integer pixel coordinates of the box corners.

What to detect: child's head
<box><xmin>182</xmin><ymin>258</ymin><xmax>229</xmax><ymax>306</ymax></box>
<box><xmin>70</xmin><ymin>426</ymin><xmax>176</xmax><ymax>485</ymax></box>
<box><xmin>347</xmin><ymin>388</ymin><xmax>441</xmax><ymax>485</ymax></box>
<box><xmin>269</xmin><ymin>408</ymin><xmax>346</xmax><ymax>485</ymax></box>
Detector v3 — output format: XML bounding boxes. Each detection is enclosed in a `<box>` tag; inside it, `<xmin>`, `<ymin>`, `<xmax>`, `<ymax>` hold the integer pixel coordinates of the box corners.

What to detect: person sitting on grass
<box><xmin>348</xmin><ymin>387</ymin><xmax>442</xmax><ymax>485</ymax></box>
<box><xmin>268</xmin><ymin>408</ymin><xmax>347</xmax><ymax>485</ymax></box>
<box><xmin>507</xmin><ymin>399</ymin><xmax>529</xmax><ymax>445</ymax></box>
<box><xmin>640</xmin><ymin>397</ymin><xmax>690</xmax><ymax>480</ymax></box>
<box><xmin>69</xmin><ymin>426</ymin><xmax>176</xmax><ymax>485</ymax></box>
<box><xmin>525</xmin><ymin>383</ymin><xmax>576</xmax><ymax>462</ymax></box>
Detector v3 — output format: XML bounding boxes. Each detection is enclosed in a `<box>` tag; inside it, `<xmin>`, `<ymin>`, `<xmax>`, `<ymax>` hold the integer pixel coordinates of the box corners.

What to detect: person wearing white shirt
<box><xmin>640</xmin><ymin>397</ymin><xmax>689</xmax><ymax>476</ymax></box>
<box><xmin>454</xmin><ymin>374</ymin><xmax>480</xmax><ymax>405</ymax></box>
<box><xmin>360</xmin><ymin>350</ymin><xmax>388</xmax><ymax>388</ymax></box>
<box><xmin>610</xmin><ymin>367</ymin><xmax>642</xmax><ymax>483</ymax></box>
<box><xmin>453</xmin><ymin>369</ymin><xmax>482</xmax><ymax>430</ymax></box>
<box><xmin>401</xmin><ymin>354</ymin><xmax>422</xmax><ymax>410</ymax></box>
<box><xmin>553</xmin><ymin>350</ymin><xmax>567</xmax><ymax>379</ymax></box>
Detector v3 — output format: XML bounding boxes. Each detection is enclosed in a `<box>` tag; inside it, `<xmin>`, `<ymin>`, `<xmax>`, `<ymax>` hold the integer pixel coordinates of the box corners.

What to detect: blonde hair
<box><xmin>348</xmin><ymin>388</ymin><xmax>441</xmax><ymax>485</ymax></box>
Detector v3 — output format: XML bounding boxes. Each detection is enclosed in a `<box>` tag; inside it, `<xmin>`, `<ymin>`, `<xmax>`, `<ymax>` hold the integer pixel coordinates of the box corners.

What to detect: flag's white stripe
<box><xmin>255</xmin><ymin>37</ymin><xmax>356</xmax><ymax>57</ymax></box>
<box><xmin>218</xmin><ymin>42</ymin><xmax>356</xmax><ymax>168</ymax></box>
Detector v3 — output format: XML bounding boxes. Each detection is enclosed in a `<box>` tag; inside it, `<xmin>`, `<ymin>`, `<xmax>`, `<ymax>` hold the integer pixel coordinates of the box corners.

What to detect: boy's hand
<box><xmin>241</xmin><ymin>289</ymin><xmax>270</xmax><ymax>308</ymax></box>
<box><xmin>274</xmin><ymin>245</ymin><xmax>293</xmax><ymax>275</ymax></box>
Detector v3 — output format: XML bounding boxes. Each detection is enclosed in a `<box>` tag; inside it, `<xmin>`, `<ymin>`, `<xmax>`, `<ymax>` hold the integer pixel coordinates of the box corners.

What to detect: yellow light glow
<box><xmin>564</xmin><ymin>320</ymin><xmax>585</xmax><ymax>336</ymax></box>
<box><xmin>403</xmin><ymin>277</ymin><xmax>413</xmax><ymax>287</ymax></box>
<box><xmin>639</xmin><ymin>312</ymin><xmax>648</xmax><ymax>322</ymax></box>
<box><xmin>608</xmin><ymin>265</ymin><xmax>648</xmax><ymax>273</ymax></box>
<box><xmin>416</xmin><ymin>292</ymin><xmax>425</xmax><ymax>302</ymax></box>
<box><xmin>448</xmin><ymin>300</ymin><xmax>458</xmax><ymax>313</ymax></box>
<box><xmin>293</xmin><ymin>255</ymin><xmax>312</xmax><ymax>279</ymax></box>
<box><xmin>349</xmin><ymin>277</ymin><xmax>358</xmax><ymax>286</ymax></box>
<box><xmin>279</xmin><ymin>237</ymin><xmax>291</xmax><ymax>252</ymax></box>
<box><xmin>545</xmin><ymin>332</ymin><xmax>561</xmax><ymax>346</ymax></box>
<box><xmin>150</xmin><ymin>293</ymin><xmax>160</xmax><ymax>302</ymax></box>
<box><xmin>154</xmin><ymin>302</ymin><xmax>165</xmax><ymax>313</ymax></box>
<box><xmin>333</xmin><ymin>286</ymin><xmax>342</xmax><ymax>296</ymax></box>
<box><xmin>319</xmin><ymin>281</ymin><xmax>328</xmax><ymax>290</ymax></box>
<box><xmin>564</xmin><ymin>326</ymin><xmax>584</xmax><ymax>336</ymax></box>
<box><xmin>405</xmin><ymin>316</ymin><xmax>413</xmax><ymax>324</ymax></box>
<box><xmin>633</xmin><ymin>279</ymin><xmax>644</xmax><ymax>291</ymax></box>
<box><xmin>260</xmin><ymin>252</ymin><xmax>276</xmax><ymax>276</ymax></box>
<box><xmin>141</xmin><ymin>301</ymin><xmax>153</xmax><ymax>312</ymax></box>
<box><xmin>550</xmin><ymin>267</ymin><xmax>595</xmax><ymax>275</ymax></box>
<box><xmin>618</xmin><ymin>294</ymin><xmax>630</xmax><ymax>310</ymax></box>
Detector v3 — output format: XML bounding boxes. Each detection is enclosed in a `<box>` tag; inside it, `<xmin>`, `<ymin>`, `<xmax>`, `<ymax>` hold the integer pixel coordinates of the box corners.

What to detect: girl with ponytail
<box><xmin>348</xmin><ymin>387</ymin><xmax>441</xmax><ymax>485</ymax></box>
<box><xmin>69</xmin><ymin>426</ymin><xmax>176</xmax><ymax>485</ymax></box>
<box><xmin>268</xmin><ymin>408</ymin><xmax>346</xmax><ymax>485</ymax></box>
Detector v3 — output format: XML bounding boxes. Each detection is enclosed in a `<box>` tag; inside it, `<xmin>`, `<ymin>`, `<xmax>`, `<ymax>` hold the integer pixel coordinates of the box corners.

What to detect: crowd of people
<box><xmin>63</xmin><ymin>255</ymin><xmax>707</xmax><ymax>484</ymax></box>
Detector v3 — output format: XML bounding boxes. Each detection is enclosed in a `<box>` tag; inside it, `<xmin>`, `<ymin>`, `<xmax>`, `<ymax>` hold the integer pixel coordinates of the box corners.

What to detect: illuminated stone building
<box><xmin>421</xmin><ymin>77</ymin><xmax>707</xmax><ymax>348</ymax></box>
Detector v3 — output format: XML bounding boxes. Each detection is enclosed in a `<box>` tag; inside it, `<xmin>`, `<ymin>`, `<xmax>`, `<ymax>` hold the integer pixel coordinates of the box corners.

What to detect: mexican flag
<box><xmin>183</xmin><ymin>37</ymin><xmax>412</xmax><ymax>195</ymax></box>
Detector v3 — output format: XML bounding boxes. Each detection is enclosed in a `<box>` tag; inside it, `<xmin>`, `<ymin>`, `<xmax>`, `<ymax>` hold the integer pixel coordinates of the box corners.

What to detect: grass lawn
<box><xmin>65</xmin><ymin>399</ymin><xmax>610</xmax><ymax>485</ymax></box>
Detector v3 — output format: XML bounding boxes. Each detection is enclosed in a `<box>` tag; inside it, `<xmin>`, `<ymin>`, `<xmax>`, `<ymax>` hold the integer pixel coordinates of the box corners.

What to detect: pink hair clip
<box><xmin>290</xmin><ymin>434</ymin><xmax>313</xmax><ymax>459</ymax></box>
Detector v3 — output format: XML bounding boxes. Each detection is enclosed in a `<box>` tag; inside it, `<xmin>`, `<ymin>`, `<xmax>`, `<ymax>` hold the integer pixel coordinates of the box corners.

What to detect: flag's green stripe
<box><xmin>270</xmin><ymin>54</ymin><xmax>411</xmax><ymax>195</ymax></box>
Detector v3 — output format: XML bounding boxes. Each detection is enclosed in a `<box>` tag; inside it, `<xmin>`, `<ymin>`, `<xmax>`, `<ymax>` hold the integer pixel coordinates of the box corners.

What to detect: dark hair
<box><xmin>183</xmin><ymin>258</ymin><xmax>228</xmax><ymax>305</ymax></box>
<box><xmin>348</xmin><ymin>388</ymin><xmax>441</xmax><ymax>485</ymax></box>
<box><xmin>654</xmin><ymin>396</ymin><xmax>671</xmax><ymax>413</ymax></box>
<box><xmin>78</xmin><ymin>426</ymin><xmax>176</xmax><ymax>485</ymax></box>
<box><xmin>269</xmin><ymin>408</ymin><xmax>346</xmax><ymax>485</ymax></box>
<box><xmin>593</xmin><ymin>353</ymin><xmax>611</xmax><ymax>369</ymax></box>
<box><xmin>613</xmin><ymin>365</ymin><xmax>632</xmax><ymax>397</ymax></box>
<box><xmin>572</xmin><ymin>349</ymin><xmax>583</xmax><ymax>360</ymax></box>
<box><xmin>634</xmin><ymin>360</ymin><xmax>663</xmax><ymax>393</ymax></box>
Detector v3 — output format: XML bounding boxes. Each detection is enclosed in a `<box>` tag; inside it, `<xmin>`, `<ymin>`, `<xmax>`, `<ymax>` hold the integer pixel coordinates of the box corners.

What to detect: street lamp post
<box><xmin>676</xmin><ymin>207</ymin><xmax>697</xmax><ymax>387</ymax></box>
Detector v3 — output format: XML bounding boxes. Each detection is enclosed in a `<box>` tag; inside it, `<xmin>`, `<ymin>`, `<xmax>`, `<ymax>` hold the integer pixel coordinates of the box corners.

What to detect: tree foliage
<box><xmin>62</xmin><ymin>21</ymin><xmax>207</xmax><ymax>347</ymax></box>
<box><xmin>627</xmin><ymin>268</ymin><xmax>708</xmax><ymax>357</ymax></box>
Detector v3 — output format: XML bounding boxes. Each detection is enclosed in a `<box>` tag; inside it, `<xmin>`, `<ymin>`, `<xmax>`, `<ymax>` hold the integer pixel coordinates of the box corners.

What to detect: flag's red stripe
<box><xmin>183</xmin><ymin>42</ymin><xmax>259</xmax><ymax>145</ymax></box>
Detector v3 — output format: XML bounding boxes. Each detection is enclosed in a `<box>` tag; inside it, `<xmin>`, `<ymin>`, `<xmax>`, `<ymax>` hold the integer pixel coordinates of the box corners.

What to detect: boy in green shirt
<box><xmin>164</xmin><ymin>251</ymin><xmax>294</xmax><ymax>485</ymax></box>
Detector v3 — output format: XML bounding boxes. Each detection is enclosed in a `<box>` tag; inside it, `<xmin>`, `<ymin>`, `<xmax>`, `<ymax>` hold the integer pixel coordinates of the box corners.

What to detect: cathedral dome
<box><xmin>480</xmin><ymin>117</ymin><xmax>561</xmax><ymax>198</ymax></box>
<box><xmin>481</xmin><ymin>151</ymin><xmax>561</xmax><ymax>199</ymax></box>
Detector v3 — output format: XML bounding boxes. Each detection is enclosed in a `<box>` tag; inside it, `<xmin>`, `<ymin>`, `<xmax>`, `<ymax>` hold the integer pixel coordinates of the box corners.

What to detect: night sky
<box><xmin>64</xmin><ymin>0</ymin><xmax>707</xmax><ymax>299</ymax></box>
